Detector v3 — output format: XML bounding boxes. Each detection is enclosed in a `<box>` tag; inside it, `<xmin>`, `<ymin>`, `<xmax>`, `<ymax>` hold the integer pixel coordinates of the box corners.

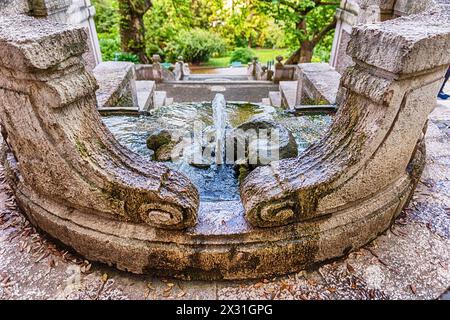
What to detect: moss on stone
<box><xmin>75</xmin><ymin>139</ymin><xmax>89</xmax><ymax>157</ymax></box>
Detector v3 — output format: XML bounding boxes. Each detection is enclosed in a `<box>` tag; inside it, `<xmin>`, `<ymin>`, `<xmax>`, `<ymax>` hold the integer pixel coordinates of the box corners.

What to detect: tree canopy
<box><xmin>92</xmin><ymin>0</ymin><xmax>338</xmax><ymax>64</ymax></box>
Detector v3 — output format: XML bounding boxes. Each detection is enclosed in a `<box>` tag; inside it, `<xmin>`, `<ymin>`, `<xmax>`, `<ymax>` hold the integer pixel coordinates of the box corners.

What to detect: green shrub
<box><xmin>229</xmin><ymin>47</ymin><xmax>256</xmax><ymax>64</ymax></box>
<box><xmin>114</xmin><ymin>52</ymin><xmax>140</xmax><ymax>64</ymax></box>
<box><xmin>98</xmin><ymin>36</ymin><xmax>121</xmax><ymax>61</ymax></box>
<box><xmin>93</xmin><ymin>0</ymin><xmax>122</xmax><ymax>62</ymax></box>
<box><xmin>166</xmin><ymin>29</ymin><xmax>226</xmax><ymax>64</ymax></box>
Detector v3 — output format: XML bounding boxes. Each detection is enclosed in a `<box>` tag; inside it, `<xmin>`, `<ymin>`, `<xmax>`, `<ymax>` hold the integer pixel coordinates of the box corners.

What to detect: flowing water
<box><xmin>212</xmin><ymin>94</ymin><xmax>227</xmax><ymax>164</ymax></box>
<box><xmin>102</xmin><ymin>101</ymin><xmax>331</xmax><ymax>202</ymax></box>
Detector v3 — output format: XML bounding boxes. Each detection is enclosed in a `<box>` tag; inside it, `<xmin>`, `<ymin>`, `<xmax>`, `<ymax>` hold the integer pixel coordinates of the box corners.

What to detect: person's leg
<box><xmin>438</xmin><ymin>67</ymin><xmax>450</xmax><ymax>99</ymax></box>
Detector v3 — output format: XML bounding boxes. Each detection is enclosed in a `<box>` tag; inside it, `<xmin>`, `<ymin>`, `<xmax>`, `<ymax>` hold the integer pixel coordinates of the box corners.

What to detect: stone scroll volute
<box><xmin>0</xmin><ymin>15</ymin><xmax>199</xmax><ymax>230</ymax></box>
<box><xmin>240</xmin><ymin>6</ymin><xmax>450</xmax><ymax>227</ymax></box>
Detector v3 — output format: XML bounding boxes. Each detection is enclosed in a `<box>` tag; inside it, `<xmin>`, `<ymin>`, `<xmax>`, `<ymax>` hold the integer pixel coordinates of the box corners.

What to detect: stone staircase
<box><xmin>268</xmin><ymin>91</ymin><xmax>282</xmax><ymax>107</ymax></box>
<box><xmin>262</xmin><ymin>63</ymin><xmax>341</xmax><ymax>110</ymax></box>
<box><xmin>279</xmin><ymin>81</ymin><xmax>298</xmax><ymax>109</ymax></box>
<box><xmin>153</xmin><ymin>90</ymin><xmax>173</xmax><ymax>108</ymax></box>
<box><xmin>264</xmin><ymin>81</ymin><xmax>297</xmax><ymax>109</ymax></box>
<box><xmin>136</xmin><ymin>80</ymin><xmax>155</xmax><ymax>112</ymax></box>
<box><xmin>136</xmin><ymin>80</ymin><xmax>173</xmax><ymax>113</ymax></box>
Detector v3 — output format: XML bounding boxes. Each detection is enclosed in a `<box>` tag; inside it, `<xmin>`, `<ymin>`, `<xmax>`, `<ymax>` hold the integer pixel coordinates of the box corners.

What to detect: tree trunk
<box><xmin>286</xmin><ymin>18</ymin><xmax>310</xmax><ymax>65</ymax></box>
<box><xmin>285</xmin><ymin>41</ymin><xmax>314</xmax><ymax>65</ymax></box>
<box><xmin>118</xmin><ymin>0</ymin><xmax>152</xmax><ymax>64</ymax></box>
<box><xmin>299</xmin><ymin>41</ymin><xmax>314</xmax><ymax>63</ymax></box>
<box><xmin>285</xmin><ymin>48</ymin><xmax>301</xmax><ymax>65</ymax></box>
<box><xmin>285</xmin><ymin>15</ymin><xmax>336</xmax><ymax>65</ymax></box>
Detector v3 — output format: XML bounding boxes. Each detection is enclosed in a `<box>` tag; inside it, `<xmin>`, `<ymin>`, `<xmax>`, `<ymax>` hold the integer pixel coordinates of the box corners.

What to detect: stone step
<box><xmin>261</xmin><ymin>98</ymin><xmax>271</xmax><ymax>105</ymax></box>
<box><xmin>269</xmin><ymin>91</ymin><xmax>282</xmax><ymax>108</ymax></box>
<box><xmin>279</xmin><ymin>81</ymin><xmax>298</xmax><ymax>110</ymax></box>
<box><xmin>97</xmin><ymin>107</ymin><xmax>139</xmax><ymax>115</ymax></box>
<box><xmin>154</xmin><ymin>91</ymin><xmax>167</xmax><ymax>108</ymax></box>
<box><xmin>136</xmin><ymin>80</ymin><xmax>155</xmax><ymax>112</ymax></box>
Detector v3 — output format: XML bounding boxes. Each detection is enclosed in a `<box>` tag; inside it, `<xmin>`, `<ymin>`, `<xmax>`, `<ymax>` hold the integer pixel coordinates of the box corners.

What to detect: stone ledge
<box><xmin>348</xmin><ymin>12</ymin><xmax>450</xmax><ymax>75</ymax></box>
<box><xmin>0</xmin><ymin>14</ymin><xmax>87</xmax><ymax>71</ymax></box>
<box><xmin>93</xmin><ymin>61</ymin><xmax>138</xmax><ymax>109</ymax></box>
<box><xmin>298</xmin><ymin>63</ymin><xmax>341</xmax><ymax>104</ymax></box>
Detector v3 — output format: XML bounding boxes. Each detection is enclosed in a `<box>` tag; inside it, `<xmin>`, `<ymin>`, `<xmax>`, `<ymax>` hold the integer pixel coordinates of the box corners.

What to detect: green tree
<box><xmin>92</xmin><ymin>0</ymin><xmax>121</xmax><ymax>61</ymax></box>
<box><xmin>166</xmin><ymin>29</ymin><xmax>226</xmax><ymax>63</ymax></box>
<box><xmin>225</xmin><ymin>0</ymin><xmax>272</xmax><ymax>48</ymax></box>
<box><xmin>144</xmin><ymin>0</ymin><xmax>226</xmax><ymax>59</ymax></box>
<box><xmin>143</xmin><ymin>0</ymin><xmax>192</xmax><ymax>58</ymax></box>
<box><xmin>258</xmin><ymin>0</ymin><xmax>338</xmax><ymax>63</ymax></box>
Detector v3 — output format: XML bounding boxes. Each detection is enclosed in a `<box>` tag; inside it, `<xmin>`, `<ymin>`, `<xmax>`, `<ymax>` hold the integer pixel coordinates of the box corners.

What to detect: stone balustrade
<box><xmin>93</xmin><ymin>61</ymin><xmax>139</xmax><ymax>110</ymax></box>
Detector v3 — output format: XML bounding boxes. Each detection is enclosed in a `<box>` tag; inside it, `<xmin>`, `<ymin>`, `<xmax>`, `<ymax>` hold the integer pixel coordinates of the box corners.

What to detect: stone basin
<box><xmin>0</xmin><ymin>0</ymin><xmax>449</xmax><ymax>280</ymax></box>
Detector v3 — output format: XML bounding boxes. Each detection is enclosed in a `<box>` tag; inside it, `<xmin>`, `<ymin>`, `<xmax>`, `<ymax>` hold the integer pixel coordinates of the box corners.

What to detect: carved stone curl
<box><xmin>241</xmin><ymin>5</ymin><xmax>450</xmax><ymax>227</ymax></box>
<box><xmin>0</xmin><ymin>15</ymin><xmax>199</xmax><ymax>230</ymax></box>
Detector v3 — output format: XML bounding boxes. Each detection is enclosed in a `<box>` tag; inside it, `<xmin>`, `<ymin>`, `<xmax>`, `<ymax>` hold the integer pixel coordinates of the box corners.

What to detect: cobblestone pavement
<box><xmin>0</xmin><ymin>105</ymin><xmax>448</xmax><ymax>300</ymax></box>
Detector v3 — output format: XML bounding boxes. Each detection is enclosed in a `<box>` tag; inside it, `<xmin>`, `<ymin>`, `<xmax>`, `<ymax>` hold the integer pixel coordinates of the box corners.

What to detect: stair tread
<box><xmin>136</xmin><ymin>80</ymin><xmax>156</xmax><ymax>91</ymax></box>
<box><xmin>269</xmin><ymin>91</ymin><xmax>282</xmax><ymax>108</ymax></box>
<box><xmin>165</xmin><ymin>97</ymin><xmax>174</xmax><ymax>106</ymax></box>
<box><xmin>261</xmin><ymin>98</ymin><xmax>271</xmax><ymax>105</ymax></box>
<box><xmin>136</xmin><ymin>81</ymin><xmax>155</xmax><ymax>111</ymax></box>
<box><xmin>279</xmin><ymin>81</ymin><xmax>298</xmax><ymax>109</ymax></box>
<box><xmin>154</xmin><ymin>91</ymin><xmax>167</xmax><ymax>108</ymax></box>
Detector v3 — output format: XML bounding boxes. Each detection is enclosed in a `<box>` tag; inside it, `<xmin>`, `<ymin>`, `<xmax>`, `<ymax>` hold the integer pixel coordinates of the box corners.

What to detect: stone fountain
<box><xmin>0</xmin><ymin>0</ymin><xmax>449</xmax><ymax>280</ymax></box>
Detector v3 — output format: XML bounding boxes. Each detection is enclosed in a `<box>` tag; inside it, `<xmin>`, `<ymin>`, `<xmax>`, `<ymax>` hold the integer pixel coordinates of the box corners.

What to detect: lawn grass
<box><xmin>202</xmin><ymin>48</ymin><xmax>290</xmax><ymax>68</ymax></box>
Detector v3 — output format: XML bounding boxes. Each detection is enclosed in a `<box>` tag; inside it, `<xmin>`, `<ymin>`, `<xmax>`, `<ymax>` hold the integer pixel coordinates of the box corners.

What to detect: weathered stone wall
<box><xmin>297</xmin><ymin>63</ymin><xmax>341</xmax><ymax>105</ymax></box>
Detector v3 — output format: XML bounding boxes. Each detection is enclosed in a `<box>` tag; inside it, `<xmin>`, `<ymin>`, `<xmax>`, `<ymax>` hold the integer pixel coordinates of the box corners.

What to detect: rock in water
<box><xmin>154</xmin><ymin>143</ymin><xmax>176</xmax><ymax>162</ymax></box>
<box><xmin>146</xmin><ymin>129</ymin><xmax>172</xmax><ymax>151</ymax></box>
<box><xmin>229</xmin><ymin>119</ymin><xmax>298</xmax><ymax>178</ymax></box>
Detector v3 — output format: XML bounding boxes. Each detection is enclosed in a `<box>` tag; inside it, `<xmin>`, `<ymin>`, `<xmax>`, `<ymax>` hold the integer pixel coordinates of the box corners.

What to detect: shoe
<box><xmin>438</xmin><ymin>92</ymin><xmax>450</xmax><ymax>100</ymax></box>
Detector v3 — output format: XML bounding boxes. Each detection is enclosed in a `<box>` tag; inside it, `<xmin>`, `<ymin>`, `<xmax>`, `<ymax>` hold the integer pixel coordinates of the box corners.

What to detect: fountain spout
<box><xmin>212</xmin><ymin>94</ymin><xmax>227</xmax><ymax>165</ymax></box>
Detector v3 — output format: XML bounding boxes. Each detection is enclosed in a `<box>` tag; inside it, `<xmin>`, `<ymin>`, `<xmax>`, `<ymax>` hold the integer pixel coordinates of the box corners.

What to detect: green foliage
<box><xmin>264</xmin><ymin>20</ymin><xmax>291</xmax><ymax>49</ymax></box>
<box><xmin>93</xmin><ymin>0</ymin><xmax>120</xmax><ymax>35</ymax></box>
<box><xmin>312</xmin><ymin>31</ymin><xmax>335</xmax><ymax>62</ymax></box>
<box><xmin>257</xmin><ymin>0</ymin><xmax>333</xmax><ymax>41</ymax></box>
<box><xmin>98</xmin><ymin>37</ymin><xmax>121</xmax><ymax>61</ymax></box>
<box><xmin>206</xmin><ymin>48</ymin><xmax>289</xmax><ymax>68</ymax></box>
<box><xmin>92</xmin><ymin>0</ymin><xmax>121</xmax><ymax>61</ymax></box>
<box><xmin>165</xmin><ymin>29</ymin><xmax>226</xmax><ymax>64</ymax></box>
<box><xmin>229</xmin><ymin>48</ymin><xmax>256</xmax><ymax>64</ymax></box>
<box><xmin>92</xmin><ymin>0</ymin><xmax>336</xmax><ymax>63</ymax></box>
<box><xmin>257</xmin><ymin>0</ymin><xmax>338</xmax><ymax>62</ymax></box>
<box><xmin>223</xmin><ymin>0</ymin><xmax>268</xmax><ymax>48</ymax></box>
<box><xmin>114</xmin><ymin>52</ymin><xmax>140</xmax><ymax>63</ymax></box>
